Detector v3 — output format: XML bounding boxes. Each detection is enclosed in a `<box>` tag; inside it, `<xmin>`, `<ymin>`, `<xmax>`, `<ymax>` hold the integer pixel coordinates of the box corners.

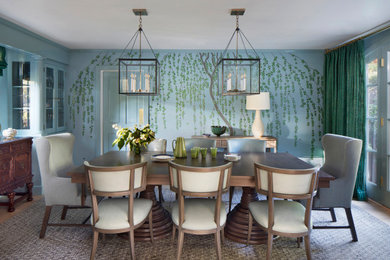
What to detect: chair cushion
<box><xmin>171</xmin><ymin>198</ymin><xmax>226</xmax><ymax>231</ymax></box>
<box><xmin>92</xmin><ymin>198</ymin><xmax>152</xmax><ymax>230</ymax></box>
<box><xmin>249</xmin><ymin>200</ymin><xmax>309</xmax><ymax>234</ymax></box>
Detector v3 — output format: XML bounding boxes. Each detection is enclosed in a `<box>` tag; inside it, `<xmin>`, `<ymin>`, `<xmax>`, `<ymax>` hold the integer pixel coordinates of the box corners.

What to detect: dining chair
<box><xmin>35</xmin><ymin>133</ymin><xmax>91</xmax><ymax>238</ymax></box>
<box><xmin>227</xmin><ymin>139</ymin><xmax>266</xmax><ymax>212</ymax></box>
<box><xmin>312</xmin><ymin>134</ymin><xmax>362</xmax><ymax>242</ymax></box>
<box><xmin>168</xmin><ymin>161</ymin><xmax>233</xmax><ymax>260</ymax></box>
<box><xmin>85</xmin><ymin>161</ymin><xmax>153</xmax><ymax>260</ymax></box>
<box><xmin>184</xmin><ymin>138</ymin><xmax>216</xmax><ymax>150</ymax></box>
<box><xmin>247</xmin><ymin>163</ymin><xmax>318</xmax><ymax>260</ymax></box>
<box><xmin>145</xmin><ymin>138</ymin><xmax>167</xmax><ymax>202</ymax></box>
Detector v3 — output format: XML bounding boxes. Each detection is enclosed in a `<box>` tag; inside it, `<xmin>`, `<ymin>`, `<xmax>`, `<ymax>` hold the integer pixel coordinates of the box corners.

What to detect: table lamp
<box><xmin>246</xmin><ymin>92</ymin><xmax>270</xmax><ymax>138</ymax></box>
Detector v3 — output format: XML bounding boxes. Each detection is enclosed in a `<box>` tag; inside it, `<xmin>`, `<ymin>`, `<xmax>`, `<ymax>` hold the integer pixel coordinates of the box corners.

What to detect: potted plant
<box><xmin>112</xmin><ymin>124</ymin><xmax>156</xmax><ymax>155</ymax></box>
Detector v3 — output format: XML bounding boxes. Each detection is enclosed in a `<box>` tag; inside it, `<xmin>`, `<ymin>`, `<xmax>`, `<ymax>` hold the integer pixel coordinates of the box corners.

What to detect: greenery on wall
<box><xmin>68</xmin><ymin>50</ymin><xmax>323</xmax><ymax>157</ymax></box>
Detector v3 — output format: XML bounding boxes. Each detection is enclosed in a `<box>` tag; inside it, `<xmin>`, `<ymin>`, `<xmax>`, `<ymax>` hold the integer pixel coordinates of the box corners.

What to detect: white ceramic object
<box><xmin>151</xmin><ymin>154</ymin><xmax>175</xmax><ymax>162</ymax></box>
<box><xmin>2</xmin><ymin>128</ymin><xmax>17</xmax><ymax>139</ymax></box>
<box><xmin>224</xmin><ymin>153</ymin><xmax>241</xmax><ymax>162</ymax></box>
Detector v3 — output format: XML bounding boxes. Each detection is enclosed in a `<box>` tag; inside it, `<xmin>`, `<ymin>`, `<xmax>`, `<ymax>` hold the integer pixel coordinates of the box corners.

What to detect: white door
<box><xmin>100</xmin><ymin>69</ymin><xmax>149</xmax><ymax>154</ymax></box>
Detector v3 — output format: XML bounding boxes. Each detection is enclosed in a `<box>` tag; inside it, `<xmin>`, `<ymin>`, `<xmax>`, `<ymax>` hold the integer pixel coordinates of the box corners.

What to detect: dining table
<box><xmin>67</xmin><ymin>151</ymin><xmax>334</xmax><ymax>244</ymax></box>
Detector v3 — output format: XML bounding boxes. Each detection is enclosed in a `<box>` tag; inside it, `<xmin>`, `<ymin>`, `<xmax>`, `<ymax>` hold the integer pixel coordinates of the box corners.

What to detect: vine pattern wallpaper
<box><xmin>68</xmin><ymin>50</ymin><xmax>323</xmax><ymax>158</ymax></box>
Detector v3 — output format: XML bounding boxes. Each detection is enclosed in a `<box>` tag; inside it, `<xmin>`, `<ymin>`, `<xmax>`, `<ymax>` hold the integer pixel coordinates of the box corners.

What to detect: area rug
<box><xmin>0</xmin><ymin>188</ymin><xmax>389</xmax><ymax>259</ymax></box>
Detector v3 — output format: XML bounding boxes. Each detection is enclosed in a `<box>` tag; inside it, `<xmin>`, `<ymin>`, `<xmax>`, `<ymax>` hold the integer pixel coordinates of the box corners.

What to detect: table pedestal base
<box><xmin>135</xmin><ymin>185</ymin><xmax>172</xmax><ymax>241</ymax></box>
<box><xmin>225</xmin><ymin>187</ymin><xmax>268</xmax><ymax>244</ymax></box>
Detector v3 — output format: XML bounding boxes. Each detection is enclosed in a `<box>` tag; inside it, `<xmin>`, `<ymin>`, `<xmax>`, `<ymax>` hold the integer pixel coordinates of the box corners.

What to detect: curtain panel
<box><xmin>324</xmin><ymin>40</ymin><xmax>367</xmax><ymax>200</ymax></box>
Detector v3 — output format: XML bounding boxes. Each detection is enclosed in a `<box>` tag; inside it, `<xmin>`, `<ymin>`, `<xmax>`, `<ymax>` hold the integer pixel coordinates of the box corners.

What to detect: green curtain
<box><xmin>323</xmin><ymin>40</ymin><xmax>367</xmax><ymax>200</ymax></box>
<box><xmin>0</xmin><ymin>46</ymin><xmax>7</xmax><ymax>76</ymax></box>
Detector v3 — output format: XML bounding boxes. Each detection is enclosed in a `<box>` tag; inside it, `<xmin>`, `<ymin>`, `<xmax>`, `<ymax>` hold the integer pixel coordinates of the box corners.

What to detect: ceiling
<box><xmin>0</xmin><ymin>0</ymin><xmax>389</xmax><ymax>50</ymax></box>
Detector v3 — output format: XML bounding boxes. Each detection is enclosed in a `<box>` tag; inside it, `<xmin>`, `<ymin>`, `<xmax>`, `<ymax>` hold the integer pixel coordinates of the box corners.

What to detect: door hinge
<box><xmin>380</xmin><ymin>117</ymin><xmax>384</xmax><ymax>127</ymax></box>
<box><xmin>380</xmin><ymin>176</ymin><xmax>384</xmax><ymax>187</ymax></box>
<box><xmin>381</xmin><ymin>58</ymin><xmax>385</xmax><ymax>67</ymax></box>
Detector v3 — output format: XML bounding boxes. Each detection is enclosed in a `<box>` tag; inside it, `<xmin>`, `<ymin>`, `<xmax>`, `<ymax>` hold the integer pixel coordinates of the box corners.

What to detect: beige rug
<box><xmin>0</xmin><ymin>188</ymin><xmax>389</xmax><ymax>259</ymax></box>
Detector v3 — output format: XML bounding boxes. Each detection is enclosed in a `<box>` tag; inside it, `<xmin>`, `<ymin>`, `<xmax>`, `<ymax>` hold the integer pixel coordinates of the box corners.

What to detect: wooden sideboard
<box><xmin>192</xmin><ymin>135</ymin><xmax>277</xmax><ymax>152</ymax></box>
<box><xmin>0</xmin><ymin>137</ymin><xmax>33</xmax><ymax>212</ymax></box>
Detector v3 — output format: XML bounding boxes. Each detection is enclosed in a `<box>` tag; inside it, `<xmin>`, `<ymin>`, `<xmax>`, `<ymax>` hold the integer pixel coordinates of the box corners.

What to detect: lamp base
<box><xmin>252</xmin><ymin>110</ymin><xmax>264</xmax><ymax>138</ymax></box>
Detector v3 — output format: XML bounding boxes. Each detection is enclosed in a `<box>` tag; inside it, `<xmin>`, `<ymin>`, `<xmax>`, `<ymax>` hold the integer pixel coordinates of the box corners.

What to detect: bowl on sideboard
<box><xmin>211</xmin><ymin>126</ymin><xmax>227</xmax><ymax>136</ymax></box>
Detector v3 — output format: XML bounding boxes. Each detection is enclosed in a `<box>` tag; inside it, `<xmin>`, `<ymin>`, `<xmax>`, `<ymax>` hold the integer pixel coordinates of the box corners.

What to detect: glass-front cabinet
<box><xmin>44</xmin><ymin>65</ymin><xmax>65</xmax><ymax>133</ymax></box>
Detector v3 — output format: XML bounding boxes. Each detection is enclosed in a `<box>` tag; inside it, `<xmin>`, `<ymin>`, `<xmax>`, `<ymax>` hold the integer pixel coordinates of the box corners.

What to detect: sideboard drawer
<box><xmin>0</xmin><ymin>145</ymin><xmax>10</xmax><ymax>156</ymax></box>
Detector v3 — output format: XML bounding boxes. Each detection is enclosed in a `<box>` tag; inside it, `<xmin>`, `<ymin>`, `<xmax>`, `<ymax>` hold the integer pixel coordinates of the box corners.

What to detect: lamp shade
<box><xmin>246</xmin><ymin>92</ymin><xmax>270</xmax><ymax>110</ymax></box>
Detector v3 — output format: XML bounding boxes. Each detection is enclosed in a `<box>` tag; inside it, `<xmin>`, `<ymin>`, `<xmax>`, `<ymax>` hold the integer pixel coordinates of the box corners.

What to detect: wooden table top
<box><xmin>67</xmin><ymin>151</ymin><xmax>334</xmax><ymax>188</ymax></box>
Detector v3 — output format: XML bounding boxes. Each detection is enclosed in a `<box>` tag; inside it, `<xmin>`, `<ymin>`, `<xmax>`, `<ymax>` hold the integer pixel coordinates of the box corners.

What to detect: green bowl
<box><xmin>211</xmin><ymin>126</ymin><xmax>227</xmax><ymax>136</ymax></box>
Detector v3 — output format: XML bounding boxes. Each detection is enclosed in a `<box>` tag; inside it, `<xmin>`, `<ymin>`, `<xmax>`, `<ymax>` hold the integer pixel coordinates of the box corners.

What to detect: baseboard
<box><xmin>367</xmin><ymin>198</ymin><xmax>390</xmax><ymax>213</ymax></box>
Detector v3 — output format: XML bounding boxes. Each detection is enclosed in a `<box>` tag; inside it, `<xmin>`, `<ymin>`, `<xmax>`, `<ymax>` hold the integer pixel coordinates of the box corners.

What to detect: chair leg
<box><xmin>345</xmin><ymin>208</ymin><xmax>358</xmax><ymax>242</ymax></box>
<box><xmin>61</xmin><ymin>205</ymin><xmax>68</xmax><ymax>220</ymax></box>
<box><xmin>129</xmin><ymin>229</ymin><xmax>135</xmax><ymax>260</ymax></box>
<box><xmin>330</xmin><ymin>207</ymin><xmax>337</xmax><ymax>222</ymax></box>
<box><xmin>172</xmin><ymin>226</ymin><xmax>176</xmax><ymax>242</ymax></box>
<box><xmin>266</xmin><ymin>232</ymin><xmax>273</xmax><ymax>260</ymax></box>
<box><xmin>148</xmin><ymin>210</ymin><xmax>154</xmax><ymax>243</ymax></box>
<box><xmin>215</xmin><ymin>230</ymin><xmax>222</xmax><ymax>260</ymax></box>
<box><xmin>304</xmin><ymin>235</ymin><xmax>312</xmax><ymax>260</ymax></box>
<box><xmin>221</xmin><ymin>228</ymin><xmax>225</xmax><ymax>244</ymax></box>
<box><xmin>90</xmin><ymin>230</ymin><xmax>99</xmax><ymax>260</ymax></box>
<box><xmin>40</xmin><ymin>206</ymin><xmax>52</xmax><ymax>238</ymax></box>
<box><xmin>247</xmin><ymin>212</ymin><xmax>253</xmax><ymax>245</ymax></box>
<box><xmin>297</xmin><ymin>237</ymin><xmax>302</xmax><ymax>248</ymax></box>
<box><xmin>177</xmin><ymin>229</ymin><xmax>184</xmax><ymax>260</ymax></box>
<box><xmin>229</xmin><ymin>186</ymin><xmax>235</xmax><ymax>212</ymax></box>
<box><xmin>158</xmin><ymin>185</ymin><xmax>164</xmax><ymax>202</ymax></box>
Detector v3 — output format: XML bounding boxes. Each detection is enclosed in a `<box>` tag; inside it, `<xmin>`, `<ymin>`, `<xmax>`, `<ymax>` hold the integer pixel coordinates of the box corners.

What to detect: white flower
<box><xmin>141</xmin><ymin>134</ymin><xmax>146</xmax><ymax>140</ymax></box>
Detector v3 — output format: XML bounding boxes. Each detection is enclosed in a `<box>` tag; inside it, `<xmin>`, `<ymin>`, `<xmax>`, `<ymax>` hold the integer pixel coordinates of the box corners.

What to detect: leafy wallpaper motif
<box><xmin>68</xmin><ymin>50</ymin><xmax>323</xmax><ymax>157</ymax></box>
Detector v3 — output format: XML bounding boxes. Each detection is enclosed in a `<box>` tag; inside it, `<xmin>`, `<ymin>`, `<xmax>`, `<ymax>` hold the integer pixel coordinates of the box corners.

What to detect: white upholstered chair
<box><xmin>85</xmin><ymin>161</ymin><xmax>153</xmax><ymax>260</ymax></box>
<box><xmin>312</xmin><ymin>134</ymin><xmax>363</xmax><ymax>242</ymax></box>
<box><xmin>248</xmin><ymin>163</ymin><xmax>318</xmax><ymax>260</ymax></box>
<box><xmin>35</xmin><ymin>133</ymin><xmax>90</xmax><ymax>238</ymax></box>
<box><xmin>145</xmin><ymin>138</ymin><xmax>167</xmax><ymax>202</ymax></box>
<box><xmin>168</xmin><ymin>161</ymin><xmax>232</xmax><ymax>260</ymax></box>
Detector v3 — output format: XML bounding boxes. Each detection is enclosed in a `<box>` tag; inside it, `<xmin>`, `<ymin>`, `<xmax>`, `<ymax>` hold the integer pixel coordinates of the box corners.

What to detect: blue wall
<box><xmin>68</xmin><ymin>49</ymin><xmax>324</xmax><ymax>165</ymax></box>
<box><xmin>0</xmin><ymin>18</ymin><xmax>70</xmax><ymax>195</ymax></box>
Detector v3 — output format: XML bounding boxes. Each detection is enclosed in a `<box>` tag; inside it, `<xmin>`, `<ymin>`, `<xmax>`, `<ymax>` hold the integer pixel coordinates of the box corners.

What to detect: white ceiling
<box><xmin>0</xmin><ymin>0</ymin><xmax>389</xmax><ymax>50</ymax></box>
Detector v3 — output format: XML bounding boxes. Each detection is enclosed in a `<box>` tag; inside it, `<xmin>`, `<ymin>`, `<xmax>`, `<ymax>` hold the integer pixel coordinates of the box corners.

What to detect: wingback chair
<box><xmin>248</xmin><ymin>163</ymin><xmax>318</xmax><ymax>260</ymax></box>
<box><xmin>312</xmin><ymin>134</ymin><xmax>363</xmax><ymax>242</ymax></box>
<box><xmin>227</xmin><ymin>139</ymin><xmax>266</xmax><ymax>212</ymax></box>
<box><xmin>35</xmin><ymin>133</ymin><xmax>90</xmax><ymax>238</ymax></box>
<box><xmin>85</xmin><ymin>161</ymin><xmax>153</xmax><ymax>260</ymax></box>
<box><xmin>168</xmin><ymin>161</ymin><xmax>232</xmax><ymax>260</ymax></box>
<box><xmin>146</xmin><ymin>138</ymin><xmax>167</xmax><ymax>202</ymax></box>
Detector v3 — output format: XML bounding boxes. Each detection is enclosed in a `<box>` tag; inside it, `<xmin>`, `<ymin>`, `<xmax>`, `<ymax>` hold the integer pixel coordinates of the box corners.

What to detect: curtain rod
<box><xmin>325</xmin><ymin>20</ymin><xmax>390</xmax><ymax>54</ymax></box>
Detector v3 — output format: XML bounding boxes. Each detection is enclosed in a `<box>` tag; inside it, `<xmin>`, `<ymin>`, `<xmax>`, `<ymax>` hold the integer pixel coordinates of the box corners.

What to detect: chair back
<box><xmin>35</xmin><ymin>133</ymin><xmax>75</xmax><ymax>178</ymax></box>
<box><xmin>168</xmin><ymin>162</ymin><xmax>232</xmax><ymax>197</ymax></box>
<box><xmin>227</xmin><ymin>139</ymin><xmax>266</xmax><ymax>153</ymax></box>
<box><xmin>320</xmin><ymin>133</ymin><xmax>362</xmax><ymax>205</ymax></box>
<box><xmin>146</xmin><ymin>138</ymin><xmax>167</xmax><ymax>152</ymax></box>
<box><xmin>184</xmin><ymin>138</ymin><xmax>216</xmax><ymax>151</ymax></box>
<box><xmin>254</xmin><ymin>163</ymin><xmax>318</xmax><ymax>200</ymax></box>
<box><xmin>84</xmin><ymin>162</ymin><xmax>147</xmax><ymax>195</ymax></box>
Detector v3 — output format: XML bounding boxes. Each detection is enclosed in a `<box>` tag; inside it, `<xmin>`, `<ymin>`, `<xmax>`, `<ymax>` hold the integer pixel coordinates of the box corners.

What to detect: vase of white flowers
<box><xmin>112</xmin><ymin>124</ymin><xmax>156</xmax><ymax>155</ymax></box>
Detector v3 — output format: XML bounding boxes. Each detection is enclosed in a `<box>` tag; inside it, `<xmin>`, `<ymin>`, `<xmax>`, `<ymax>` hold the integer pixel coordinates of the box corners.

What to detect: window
<box><xmin>12</xmin><ymin>62</ymin><xmax>30</xmax><ymax>129</ymax></box>
<box><xmin>366</xmin><ymin>57</ymin><xmax>378</xmax><ymax>184</ymax></box>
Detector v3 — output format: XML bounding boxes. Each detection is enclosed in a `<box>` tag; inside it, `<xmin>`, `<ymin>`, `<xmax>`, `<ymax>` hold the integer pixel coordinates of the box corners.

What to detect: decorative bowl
<box><xmin>2</xmin><ymin>128</ymin><xmax>17</xmax><ymax>139</ymax></box>
<box><xmin>211</xmin><ymin>126</ymin><xmax>227</xmax><ymax>136</ymax></box>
